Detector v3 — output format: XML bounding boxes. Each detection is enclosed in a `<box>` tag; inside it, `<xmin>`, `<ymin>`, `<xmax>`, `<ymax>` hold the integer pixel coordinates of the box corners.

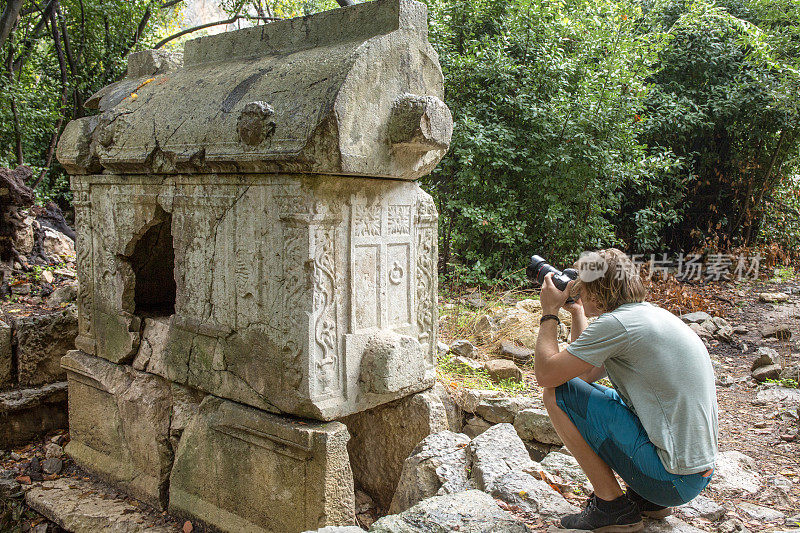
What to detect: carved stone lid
<box><xmin>56</xmin><ymin>0</ymin><xmax>452</xmax><ymax>180</ymax></box>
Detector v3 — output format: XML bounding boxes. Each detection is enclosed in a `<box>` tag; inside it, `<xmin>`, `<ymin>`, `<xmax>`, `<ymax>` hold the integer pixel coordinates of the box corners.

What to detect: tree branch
<box><xmin>0</xmin><ymin>0</ymin><xmax>24</xmax><ymax>50</ymax></box>
<box><xmin>336</xmin><ymin>0</ymin><xmax>355</xmax><ymax>6</ymax></box>
<box><xmin>153</xmin><ymin>14</ymin><xmax>279</xmax><ymax>49</ymax></box>
<box><xmin>32</xmin><ymin>4</ymin><xmax>68</xmax><ymax>190</ymax></box>
<box><xmin>12</xmin><ymin>0</ymin><xmax>56</xmax><ymax>74</ymax></box>
<box><xmin>5</xmin><ymin>46</ymin><xmax>24</xmax><ymax>165</ymax></box>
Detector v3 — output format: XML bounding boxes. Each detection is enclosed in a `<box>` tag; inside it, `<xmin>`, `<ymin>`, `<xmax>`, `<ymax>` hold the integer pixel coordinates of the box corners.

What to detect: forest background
<box><xmin>1</xmin><ymin>0</ymin><xmax>798</xmax><ymax>285</ymax></box>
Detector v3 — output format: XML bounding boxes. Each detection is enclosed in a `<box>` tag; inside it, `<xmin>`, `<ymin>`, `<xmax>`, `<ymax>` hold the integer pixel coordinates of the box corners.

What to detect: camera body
<box><xmin>527</xmin><ymin>255</ymin><xmax>579</xmax><ymax>301</ymax></box>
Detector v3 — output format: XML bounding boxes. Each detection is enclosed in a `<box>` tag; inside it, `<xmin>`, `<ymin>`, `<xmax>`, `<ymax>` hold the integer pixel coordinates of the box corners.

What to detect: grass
<box><xmin>770</xmin><ymin>266</ymin><xmax>797</xmax><ymax>283</ymax></box>
<box><xmin>436</xmin><ymin>353</ymin><xmax>528</xmax><ymax>394</ymax></box>
<box><xmin>764</xmin><ymin>377</ymin><xmax>799</xmax><ymax>389</ymax></box>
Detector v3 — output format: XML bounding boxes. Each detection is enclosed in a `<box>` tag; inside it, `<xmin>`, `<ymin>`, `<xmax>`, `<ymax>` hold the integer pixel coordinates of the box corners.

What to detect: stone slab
<box><xmin>0</xmin><ymin>320</ymin><xmax>10</xmax><ymax>388</ymax></box>
<box><xmin>169</xmin><ymin>396</ymin><xmax>355</xmax><ymax>533</ymax></box>
<box><xmin>342</xmin><ymin>387</ymin><xmax>448</xmax><ymax>513</ymax></box>
<box><xmin>14</xmin><ymin>306</ymin><xmax>77</xmax><ymax>386</ymax></box>
<box><xmin>61</xmin><ymin>350</ymin><xmax>174</xmax><ymax>509</ymax></box>
<box><xmin>0</xmin><ymin>382</ymin><xmax>68</xmax><ymax>448</ymax></box>
<box><xmin>26</xmin><ymin>477</ymin><xmax>180</xmax><ymax>532</ymax></box>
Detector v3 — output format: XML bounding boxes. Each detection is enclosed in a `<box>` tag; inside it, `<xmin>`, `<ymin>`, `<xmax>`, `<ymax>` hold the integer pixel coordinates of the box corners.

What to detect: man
<box><xmin>534</xmin><ymin>248</ymin><xmax>717</xmax><ymax>533</ymax></box>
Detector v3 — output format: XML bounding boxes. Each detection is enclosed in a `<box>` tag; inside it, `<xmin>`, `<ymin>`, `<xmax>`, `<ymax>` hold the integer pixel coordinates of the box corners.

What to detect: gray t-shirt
<box><xmin>566</xmin><ymin>302</ymin><xmax>718</xmax><ymax>475</ymax></box>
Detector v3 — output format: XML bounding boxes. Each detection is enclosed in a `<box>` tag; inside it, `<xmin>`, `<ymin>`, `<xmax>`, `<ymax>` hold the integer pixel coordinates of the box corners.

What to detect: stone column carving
<box><xmin>72</xmin><ymin>179</ymin><xmax>95</xmax><ymax>354</ymax></box>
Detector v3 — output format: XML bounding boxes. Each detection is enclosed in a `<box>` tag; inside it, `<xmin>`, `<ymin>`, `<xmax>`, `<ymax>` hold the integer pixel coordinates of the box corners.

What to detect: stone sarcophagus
<box><xmin>57</xmin><ymin>0</ymin><xmax>451</xmax><ymax>530</ymax></box>
<box><xmin>57</xmin><ymin>0</ymin><xmax>450</xmax><ymax>422</ymax></box>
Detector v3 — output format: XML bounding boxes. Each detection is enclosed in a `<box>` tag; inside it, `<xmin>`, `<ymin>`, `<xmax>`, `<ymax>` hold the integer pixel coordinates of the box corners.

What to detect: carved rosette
<box><xmin>415</xmin><ymin>194</ymin><xmax>438</xmax><ymax>361</ymax></box>
<box><xmin>72</xmin><ymin>181</ymin><xmax>95</xmax><ymax>353</ymax></box>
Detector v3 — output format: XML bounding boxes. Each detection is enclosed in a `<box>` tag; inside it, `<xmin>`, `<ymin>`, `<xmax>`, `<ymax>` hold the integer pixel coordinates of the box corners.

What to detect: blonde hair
<box><xmin>572</xmin><ymin>248</ymin><xmax>646</xmax><ymax>312</ymax></box>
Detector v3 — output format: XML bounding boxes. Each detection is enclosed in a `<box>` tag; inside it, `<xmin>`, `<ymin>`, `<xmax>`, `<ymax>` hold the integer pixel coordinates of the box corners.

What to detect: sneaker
<box><xmin>625</xmin><ymin>488</ymin><xmax>672</xmax><ymax>519</ymax></box>
<box><xmin>560</xmin><ymin>493</ymin><xmax>644</xmax><ymax>532</ymax></box>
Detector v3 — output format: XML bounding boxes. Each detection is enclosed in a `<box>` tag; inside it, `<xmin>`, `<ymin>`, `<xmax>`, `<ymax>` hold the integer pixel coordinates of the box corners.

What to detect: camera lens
<box><xmin>527</xmin><ymin>255</ymin><xmax>558</xmax><ymax>285</ymax></box>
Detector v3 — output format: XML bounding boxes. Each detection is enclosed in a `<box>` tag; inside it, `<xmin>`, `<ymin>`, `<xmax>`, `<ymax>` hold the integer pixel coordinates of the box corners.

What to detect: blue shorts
<box><xmin>555</xmin><ymin>378</ymin><xmax>713</xmax><ymax>507</ymax></box>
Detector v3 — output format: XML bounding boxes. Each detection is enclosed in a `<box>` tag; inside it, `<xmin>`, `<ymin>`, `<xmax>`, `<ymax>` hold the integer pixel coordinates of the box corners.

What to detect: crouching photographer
<box><xmin>532</xmin><ymin>248</ymin><xmax>717</xmax><ymax>532</ymax></box>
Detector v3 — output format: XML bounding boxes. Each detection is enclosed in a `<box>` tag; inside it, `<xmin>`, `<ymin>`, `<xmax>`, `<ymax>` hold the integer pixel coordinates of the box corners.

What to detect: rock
<box><xmin>780</xmin><ymin>363</ymin><xmax>800</xmax><ymax>381</ymax></box>
<box><xmin>467</xmin><ymin>423</ymin><xmax>535</xmax><ymax>491</ymax></box>
<box><xmin>715</xmin><ymin>325</ymin><xmax>734</xmax><ymax>342</ymax></box>
<box><xmin>688</xmin><ymin>323</ymin><xmax>713</xmax><ymax>339</ymax></box>
<box><xmin>491</xmin><ymin>470</ymin><xmax>578</xmax><ymax>518</ymax></box>
<box><xmin>370</xmin><ymin>490</ymin><xmax>528</xmax><ymax>533</ymax></box>
<box><xmin>436</xmin><ymin>342</ymin><xmax>449</xmax><ymax>356</ymax></box>
<box><xmin>710</xmin><ymin>450</ymin><xmax>761</xmax><ymax>494</ymax></box>
<box><xmin>10</xmin><ymin>282</ymin><xmax>30</xmax><ymax>295</ymax></box>
<box><xmin>170</xmin><ymin>396</ymin><xmax>355</xmax><ymax>533</ymax></box>
<box><xmin>0</xmin><ymin>382</ymin><xmax>68</xmax><ymax>448</ymax></box>
<box><xmin>516</xmin><ymin>299</ymin><xmax>542</xmax><ymax>313</ymax></box>
<box><xmin>786</xmin><ymin>514</ymin><xmax>800</xmax><ymax>528</ymax></box>
<box><xmin>389</xmin><ymin>431</ymin><xmax>472</xmax><ymax>514</ymax></box>
<box><xmin>716</xmin><ymin>518</ymin><xmax>751</xmax><ymax>533</ymax></box>
<box><xmin>42</xmin><ymin>458</ymin><xmax>63</xmax><ymax>475</ymax></box>
<box><xmin>131</xmin><ymin>316</ymin><xmax>173</xmax><ymax>377</ymax></box>
<box><xmin>540</xmin><ymin>451</ymin><xmax>592</xmax><ymax>495</ymax></box>
<box><xmin>42</xmin><ymin>227</ymin><xmax>76</xmax><ymax>260</ymax></box>
<box><xmin>752</xmin><ymin>364</ymin><xmax>782</xmax><ymax>382</ymax></box>
<box><xmin>680</xmin><ymin>311</ymin><xmax>712</xmax><ymax>324</ymax></box>
<box><xmin>712</xmin><ymin>316</ymin><xmax>731</xmax><ymax>330</ymax></box>
<box><xmin>343</xmin><ymin>388</ymin><xmax>449</xmax><ymax>513</ymax></box>
<box><xmin>462</xmin><ymin>416</ymin><xmax>492</xmax><ymax>439</ymax></box>
<box><xmin>304</xmin><ymin>526</ymin><xmax>364</xmax><ymax>533</ymax></box>
<box><xmin>46</xmin><ymin>282</ymin><xmax>78</xmax><ymax>307</ymax></box>
<box><xmin>44</xmin><ymin>443</ymin><xmax>63</xmax><ymax>458</ymax></box>
<box><xmin>25</xmin><ymin>477</ymin><xmax>177</xmax><ymax>533</ymax></box>
<box><xmin>751</xmin><ymin>347</ymin><xmax>780</xmax><ymax>371</ymax></box>
<box><xmin>498</xmin><ymin>340</ymin><xmax>534</xmax><ymax>364</ymax></box>
<box><xmin>450</xmin><ymin>339</ymin><xmax>477</xmax><ymax>359</ymax></box>
<box><xmin>62</xmin><ymin>351</ymin><xmax>175</xmax><ymax>509</ymax></box>
<box><xmin>14</xmin><ymin>306</ymin><xmax>78</xmax><ymax>386</ymax></box>
<box><xmin>484</xmin><ymin>359</ymin><xmax>523</xmax><ymax>383</ymax></box>
<box><xmin>678</xmin><ymin>495</ymin><xmax>726</xmax><ymax>521</ymax></box>
<box><xmin>360</xmin><ymin>331</ymin><xmax>430</xmax><ymax>395</ymax></box>
<box><xmin>700</xmin><ymin>319</ymin><xmax>719</xmax><ymax>334</ymax></box>
<box><xmin>759</xmin><ymin>292</ymin><xmax>790</xmax><ymax>303</ymax></box>
<box><xmin>452</xmin><ymin>355</ymin><xmax>485</xmax><ymax>372</ymax></box>
<box><xmin>738</xmin><ymin>502</ymin><xmax>785</xmax><ymax>522</ymax></box>
<box><xmin>433</xmin><ymin>383</ymin><xmax>463</xmax><ymax>432</ymax></box>
<box><xmin>0</xmin><ymin>320</ymin><xmax>11</xmax><ymax>387</ymax></box>
<box><xmin>474</xmin><ymin>396</ymin><xmax>540</xmax><ymax>424</ymax></box>
<box><xmin>474</xmin><ymin>315</ymin><xmax>498</xmax><ymax>343</ymax></box>
<box><xmin>514</xmin><ymin>408</ymin><xmax>563</xmax><ymax>445</ymax></box>
<box><xmin>454</xmin><ymin>388</ymin><xmax>505</xmax><ymax>413</ymax></box>
<box><xmin>0</xmin><ymin>478</ymin><xmax>21</xmax><ymax>498</ymax></box>
<box><xmin>640</xmin><ymin>516</ymin><xmax>708</xmax><ymax>532</ymax></box>
<box><xmin>755</xmin><ymin>385</ymin><xmax>800</xmax><ymax>406</ymax></box>
<box><xmin>465</xmin><ymin>296</ymin><xmax>487</xmax><ymax>309</ymax></box>
<box><xmin>762</xmin><ymin>324</ymin><xmax>792</xmax><ymax>340</ymax></box>
<box><xmin>733</xmin><ymin>325</ymin><xmax>748</xmax><ymax>334</ymax></box>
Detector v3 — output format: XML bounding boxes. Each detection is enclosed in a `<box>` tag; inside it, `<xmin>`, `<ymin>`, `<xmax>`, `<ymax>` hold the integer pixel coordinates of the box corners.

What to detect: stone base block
<box><xmin>0</xmin><ymin>382</ymin><xmax>68</xmax><ymax>448</ymax></box>
<box><xmin>169</xmin><ymin>396</ymin><xmax>355</xmax><ymax>533</ymax></box>
<box><xmin>341</xmin><ymin>387</ymin><xmax>449</xmax><ymax>513</ymax></box>
<box><xmin>61</xmin><ymin>350</ymin><xmax>175</xmax><ymax>509</ymax></box>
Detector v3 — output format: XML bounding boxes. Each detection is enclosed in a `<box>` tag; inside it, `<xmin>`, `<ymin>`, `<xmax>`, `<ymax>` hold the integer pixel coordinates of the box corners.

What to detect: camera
<box><xmin>527</xmin><ymin>255</ymin><xmax>579</xmax><ymax>301</ymax></box>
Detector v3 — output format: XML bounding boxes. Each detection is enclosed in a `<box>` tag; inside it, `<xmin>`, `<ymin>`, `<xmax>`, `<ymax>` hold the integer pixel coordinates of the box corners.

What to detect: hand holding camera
<box><xmin>527</xmin><ymin>255</ymin><xmax>582</xmax><ymax>315</ymax></box>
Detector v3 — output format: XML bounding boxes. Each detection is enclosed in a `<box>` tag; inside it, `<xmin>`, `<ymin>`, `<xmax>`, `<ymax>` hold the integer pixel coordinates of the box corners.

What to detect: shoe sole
<box><xmin>591</xmin><ymin>521</ymin><xmax>644</xmax><ymax>533</ymax></box>
<box><xmin>642</xmin><ymin>508</ymin><xmax>672</xmax><ymax>519</ymax></box>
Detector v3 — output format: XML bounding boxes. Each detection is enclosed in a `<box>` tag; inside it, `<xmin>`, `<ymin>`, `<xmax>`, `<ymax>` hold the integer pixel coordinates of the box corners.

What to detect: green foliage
<box><xmin>633</xmin><ymin>0</ymin><xmax>800</xmax><ymax>252</ymax></box>
<box><xmin>422</xmin><ymin>0</ymin><xmax>676</xmax><ymax>283</ymax></box>
<box><xmin>764</xmin><ymin>377</ymin><xmax>799</xmax><ymax>389</ymax></box>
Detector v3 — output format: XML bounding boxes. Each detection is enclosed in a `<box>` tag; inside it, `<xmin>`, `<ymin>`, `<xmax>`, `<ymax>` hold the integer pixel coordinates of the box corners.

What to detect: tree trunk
<box><xmin>0</xmin><ymin>0</ymin><xmax>24</xmax><ymax>50</ymax></box>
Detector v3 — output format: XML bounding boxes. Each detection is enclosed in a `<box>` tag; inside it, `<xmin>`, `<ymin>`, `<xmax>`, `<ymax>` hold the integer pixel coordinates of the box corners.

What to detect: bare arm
<box><xmin>566</xmin><ymin>303</ymin><xmax>606</xmax><ymax>383</ymax></box>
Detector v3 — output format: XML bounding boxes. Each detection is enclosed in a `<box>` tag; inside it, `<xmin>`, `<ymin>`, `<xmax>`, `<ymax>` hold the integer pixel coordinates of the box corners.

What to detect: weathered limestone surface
<box><xmin>14</xmin><ymin>306</ymin><xmax>77</xmax><ymax>386</ymax></box>
<box><xmin>64</xmin><ymin>174</ymin><xmax>439</xmax><ymax>421</ymax></box>
<box><xmin>58</xmin><ymin>0</ymin><xmax>450</xmax><ymax>180</ymax></box>
<box><xmin>169</xmin><ymin>396</ymin><xmax>355</xmax><ymax>533</ymax></box>
<box><xmin>26</xmin><ymin>478</ymin><xmax>180</xmax><ymax>533</ymax></box>
<box><xmin>0</xmin><ymin>382</ymin><xmax>68</xmax><ymax>448</ymax></box>
<box><xmin>342</xmin><ymin>387</ymin><xmax>449</xmax><ymax>513</ymax></box>
<box><xmin>62</xmin><ymin>350</ymin><xmax>176</xmax><ymax>509</ymax></box>
<box><xmin>0</xmin><ymin>320</ymin><xmax>11</xmax><ymax>388</ymax></box>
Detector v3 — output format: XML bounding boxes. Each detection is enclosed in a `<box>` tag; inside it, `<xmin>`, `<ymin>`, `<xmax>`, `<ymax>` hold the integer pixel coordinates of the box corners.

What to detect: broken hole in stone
<box><xmin>129</xmin><ymin>212</ymin><xmax>176</xmax><ymax>317</ymax></box>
